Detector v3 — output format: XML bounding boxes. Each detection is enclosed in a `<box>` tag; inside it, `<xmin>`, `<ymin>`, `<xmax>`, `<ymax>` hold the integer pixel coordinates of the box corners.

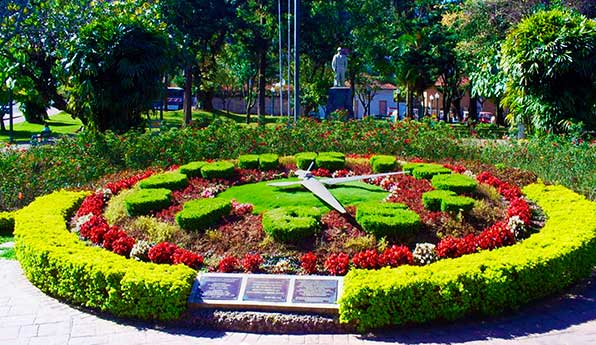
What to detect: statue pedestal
<box><xmin>325</xmin><ymin>87</ymin><xmax>354</xmax><ymax>120</ymax></box>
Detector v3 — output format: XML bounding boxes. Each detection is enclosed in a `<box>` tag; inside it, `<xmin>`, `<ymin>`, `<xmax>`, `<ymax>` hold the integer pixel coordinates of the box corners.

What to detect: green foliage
<box><xmin>124</xmin><ymin>189</ymin><xmax>172</xmax><ymax>216</ymax></box>
<box><xmin>238</xmin><ymin>154</ymin><xmax>259</xmax><ymax>169</ymax></box>
<box><xmin>218</xmin><ymin>180</ymin><xmax>388</xmax><ymax>214</ymax></box>
<box><xmin>176</xmin><ymin>198</ymin><xmax>231</xmax><ymax>231</ymax></box>
<box><xmin>140</xmin><ymin>172</ymin><xmax>189</xmax><ymax>191</ymax></box>
<box><xmin>422</xmin><ymin>190</ymin><xmax>456</xmax><ymax>212</ymax></box>
<box><xmin>441</xmin><ymin>195</ymin><xmax>476</xmax><ymax>214</ymax></box>
<box><xmin>295</xmin><ymin>152</ymin><xmax>318</xmax><ymax>170</ymax></box>
<box><xmin>67</xmin><ymin>15</ymin><xmax>170</xmax><ymax>133</ymax></box>
<box><xmin>179</xmin><ymin>161</ymin><xmax>207</xmax><ymax>178</ymax></box>
<box><xmin>0</xmin><ymin>211</ymin><xmax>15</xmax><ymax>235</ymax></box>
<box><xmin>356</xmin><ymin>201</ymin><xmax>421</xmax><ymax>241</ymax></box>
<box><xmin>370</xmin><ymin>155</ymin><xmax>397</xmax><ymax>173</ymax></box>
<box><xmin>104</xmin><ymin>189</ymin><xmax>136</xmax><ymax>225</ymax></box>
<box><xmin>262</xmin><ymin>206</ymin><xmax>322</xmax><ymax>243</ymax></box>
<box><xmin>132</xmin><ymin>216</ymin><xmax>180</xmax><ymax>243</ymax></box>
<box><xmin>431</xmin><ymin>174</ymin><xmax>478</xmax><ymax>194</ymax></box>
<box><xmin>201</xmin><ymin>161</ymin><xmax>235</xmax><ymax>180</ymax></box>
<box><xmin>315</xmin><ymin>152</ymin><xmax>346</xmax><ymax>171</ymax></box>
<box><xmin>258</xmin><ymin>153</ymin><xmax>279</xmax><ymax>171</ymax></box>
<box><xmin>14</xmin><ymin>190</ymin><xmax>195</xmax><ymax>321</ymax></box>
<box><xmin>407</xmin><ymin>164</ymin><xmax>452</xmax><ymax>180</ymax></box>
<box><xmin>501</xmin><ymin>9</ymin><xmax>596</xmax><ymax>133</ymax></box>
<box><xmin>340</xmin><ymin>183</ymin><xmax>596</xmax><ymax>331</ymax></box>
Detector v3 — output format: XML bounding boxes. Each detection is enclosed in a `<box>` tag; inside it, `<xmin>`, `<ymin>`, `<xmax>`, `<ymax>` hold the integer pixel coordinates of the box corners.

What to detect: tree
<box><xmin>501</xmin><ymin>9</ymin><xmax>596</xmax><ymax>133</ymax></box>
<box><xmin>66</xmin><ymin>17</ymin><xmax>171</xmax><ymax>133</ymax></box>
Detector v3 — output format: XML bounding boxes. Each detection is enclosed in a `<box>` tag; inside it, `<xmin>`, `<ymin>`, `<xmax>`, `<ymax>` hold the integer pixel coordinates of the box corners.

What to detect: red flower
<box><xmin>300</xmin><ymin>252</ymin><xmax>318</xmax><ymax>274</ymax></box>
<box><xmin>379</xmin><ymin>245</ymin><xmax>413</xmax><ymax>267</ymax></box>
<box><xmin>241</xmin><ymin>253</ymin><xmax>263</xmax><ymax>273</ymax></box>
<box><xmin>79</xmin><ymin>215</ymin><xmax>109</xmax><ymax>245</ymax></box>
<box><xmin>352</xmin><ymin>249</ymin><xmax>380</xmax><ymax>269</ymax></box>
<box><xmin>112</xmin><ymin>236</ymin><xmax>135</xmax><ymax>257</ymax></box>
<box><xmin>102</xmin><ymin>226</ymin><xmax>127</xmax><ymax>250</ymax></box>
<box><xmin>324</xmin><ymin>253</ymin><xmax>350</xmax><ymax>276</ymax></box>
<box><xmin>148</xmin><ymin>242</ymin><xmax>179</xmax><ymax>264</ymax></box>
<box><xmin>436</xmin><ymin>236</ymin><xmax>462</xmax><ymax>258</ymax></box>
<box><xmin>218</xmin><ymin>256</ymin><xmax>239</xmax><ymax>273</ymax></box>
<box><xmin>76</xmin><ymin>193</ymin><xmax>105</xmax><ymax>217</ymax></box>
<box><xmin>476</xmin><ymin>221</ymin><xmax>514</xmax><ymax>251</ymax></box>
<box><xmin>172</xmin><ymin>248</ymin><xmax>204</xmax><ymax>269</ymax></box>
<box><xmin>507</xmin><ymin>198</ymin><xmax>531</xmax><ymax>224</ymax></box>
<box><xmin>404</xmin><ymin>138</ymin><xmax>411</xmax><ymax>145</ymax></box>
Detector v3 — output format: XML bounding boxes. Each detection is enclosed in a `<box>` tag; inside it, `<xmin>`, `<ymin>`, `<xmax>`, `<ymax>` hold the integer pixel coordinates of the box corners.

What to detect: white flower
<box><xmin>72</xmin><ymin>213</ymin><xmax>93</xmax><ymax>234</ymax></box>
<box><xmin>413</xmin><ymin>243</ymin><xmax>438</xmax><ymax>265</ymax></box>
<box><xmin>507</xmin><ymin>216</ymin><xmax>526</xmax><ymax>240</ymax></box>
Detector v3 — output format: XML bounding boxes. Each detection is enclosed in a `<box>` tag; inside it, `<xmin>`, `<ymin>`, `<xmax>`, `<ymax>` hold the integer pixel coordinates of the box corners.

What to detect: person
<box><xmin>41</xmin><ymin>123</ymin><xmax>52</xmax><ymax>137</ymax></box>
<box><xmin>332</xmin><ymin>47</ymin><xmax>348</xmax><ymax>87</ymax></box>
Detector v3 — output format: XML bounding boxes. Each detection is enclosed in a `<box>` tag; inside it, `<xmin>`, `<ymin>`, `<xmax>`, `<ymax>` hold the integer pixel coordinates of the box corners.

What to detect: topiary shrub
<box><xmin>14</xmin><ymin>191</ymin><xmax>196</xmax><ymax>321</ymax></box>
<box><xmin>370</xmin><ymin>155</ymin><xmax>397</xmax><ymax>173</ymax></box>
<box><xmin>124</xmin><ymin>188</ymin><xmax>171</xmax><ymax>216</ymax></box>
<box><xmin>340</xmin><ymin>184</ymin><xmax>596</xmax><ymax>331</ymax></box>
<box><xmin>139</xmin><ymin>172</ymin><xmax>188</xmax><ymax>190</ymax></box>
<box><xmin>262</xmin><ymin>206</ymin><xmax>322</xmax><ymax>243</ymax></box>
<box><xmin>411</xmin><ymin>165</ymin><xmax>451</xmax><ymax>180</ymax></box>
<box><xmin>441</xmin><ymin>195</ymin><xmax>475</xmax><ymax>214</ymax></box>
<box><xmin>0</xmin><ymin>211</ymin><xmax>15</xmax><ymax>235</ymax></box>
<box><xmin>316</xmin><ymin>152</ymin><xmax>345</xmax><ymax>171</ymax></box>
<box><xmin>238</xmin><ymin>154</ymin><xmax>260</xmax><ymax>169</ymax></box>
<box><xmin>201</xmin><ymin>161</ymin><xmax>235</xmax><ymax>180</ymax></box>
<box><xmin>422</xmin><ymin>190</ymin><xmax>456</xmax><ymax>211</ymax></box>
<box><xmin>432</xmin><ymin>174</ymin><xmax>478</xmax><ymax>194</ymax></box>
<box><xmin>294</xmin><ymin>152</ymin><xmax>318</xmax><ymax>170</ymax></box>
<box><xmin>176</xmin><ymin>198</ymin><xmax>231</xmax><ymax>231</ymax></box>
<box><xmin>259</xmin><ymin>153</ymin><xmax>279</xmax><ymax>171</ymax></box>
<box><xmin>179</xmin><ymin>161</ymin><xmax>207</xmax><ymax>178</ymax></box>
<box><xmin>356</xmin><ymin>201</ymin><xmax>421</xmax><ymax>241</ymax></box>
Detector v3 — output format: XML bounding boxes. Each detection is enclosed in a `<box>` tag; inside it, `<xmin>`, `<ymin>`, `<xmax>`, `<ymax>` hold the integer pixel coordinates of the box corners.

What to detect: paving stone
<box><xmin>28</xmin><ymin>335</ymin><xmax>70</xmax><ymax>345</ymax></box>
<box><xmin>19</xmin><ymin>324</ymin><xmax>39</xmax><ymax>338</ymax></box>
<box><xmin>0</xmin><ymin>325</ymin><xmax>20</xmax><ymax>340</ymax></box>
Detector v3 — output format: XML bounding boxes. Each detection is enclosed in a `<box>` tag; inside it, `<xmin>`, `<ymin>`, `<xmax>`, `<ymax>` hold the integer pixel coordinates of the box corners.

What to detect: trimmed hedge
<box><xmin>176</xmin><ymin>198</ymin><xmax>231</xmax><ymax>231</ymax></box>
<box><xmin>319</xmin><ymin>151</ymin><xmax>345</xmax><ymax>159</ymax></box>
<box><xmin>295</xmin><ymin>152</ymin><xmax>318</xmax><ymax>170</ymax></box>
<box><xmin>340</xmin><ymin>183</ymin><xmax>596</xmax><ymax>331</ymax></box>
<box><xmin>356</xmin><ymin>201</ymin><xmax>421</xmax><ymax>241</ymax></box>
<box><xmin>422</xmin><ymin>190</ymin><xmax>456</xmax><ymax>211</ymax></box>
<box><xmin>432</xmin><ymin>174</ymin><xmax>477</xmax><ymax>194</ymax></box>
<box><xmin>201</xmin><ymin>161</ymin><xmax>235</xmax><ymax>180</ymax></box>
<box><xmin>0</xmin><ymin>211</ymin><xmax>15</xmax><ymax>235</ymax></box>
<box><xmin>14</xmin><ymin>191</ymin><xmax>196</xmax><ymax>321</ymax></box>
<box><xmin>259</xmin><ymin>153</ymin><xmax>280</xmax><ymax>171</ymax></box>
<box><xmin>441</xmin><ymin>195</ymin><xmax>475</xmax><ymax>213</ymax></box>
<box><xmin>262</xmin><ymin>206</ymin><xmax>321</xmax><ymax>243</ymax></box>
<box><xmin>139</xmin><ymin>172</ymin><xmax>188</xmax><ymax>190</ymax></box>
<box><xmin>179</xmin><ymin>161</ymin><xmax>207</xmax><ymax>178</ymax></box>
<box><xmin>412</xmin><ymin>165</ymin><xmax>451</xmax><ymax>180</ymax></box>
<box><xmin>124</xmin><ymin>188</ymin><xmax>172</xmax><ymax>216</ymax></box>
<box><xmin>370</xmin><ymin>155</ymin><xmax>397</xmax><ymax>173</ymax></box>
<box><xmin>316</xmin><ymin>154</ymin><xmax>345</xmax><ymax>171</ymax></box>
<box><xmin>238</xmin><ymin>154</ymin><xmax>260</xmax><ymax>169</ymax></box>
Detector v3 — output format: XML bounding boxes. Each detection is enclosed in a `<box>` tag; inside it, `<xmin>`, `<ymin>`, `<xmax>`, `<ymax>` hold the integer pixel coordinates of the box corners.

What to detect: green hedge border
<box><xmin>339</xmin><ymin>183</ymin><xmax>596</xmax><ymax>331</ymax></box>
<box><xmin>14</xmin><ymin>190</ymin><xmax>196</xmax><ymax>321</ymax></box>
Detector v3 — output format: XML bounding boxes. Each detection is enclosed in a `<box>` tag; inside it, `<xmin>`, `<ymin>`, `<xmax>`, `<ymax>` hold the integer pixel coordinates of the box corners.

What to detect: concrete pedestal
<box><xmin>325</xmin><ymin>87</ymin><xmax>354</xmax><ymax>120</ymax></box>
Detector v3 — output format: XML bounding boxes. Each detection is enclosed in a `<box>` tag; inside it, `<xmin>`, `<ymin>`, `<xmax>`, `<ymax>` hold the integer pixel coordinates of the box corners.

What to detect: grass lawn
<box><xmin>0</xmin><ymin>235</ymin><xmax>15</xmax><ymax>260</ymax></box>
<box><xmin>156</xmin><ymin>109</ymin><xmax>283</xmax><ymax>127</ymax></box>
<box><xmin>0</xmin><ymin>112</ymin><xmax>82</xmax><ymax>144</ymax></box>
<box><xmin>218</xmin><ymin>179</ymin><xmax>389</xmax><ymax>213</ymax></box>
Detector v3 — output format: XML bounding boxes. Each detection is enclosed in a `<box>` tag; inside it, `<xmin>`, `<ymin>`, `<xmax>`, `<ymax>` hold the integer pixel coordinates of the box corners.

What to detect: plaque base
<box><xmin>189</xmin><ymin>273</ymin><xmax>344</xmax><ymax>314</ymax></box>
<box><xmin>325</xmin><ymin>87</ymin><xmax>354</xmax><ymax>120</ymax></box>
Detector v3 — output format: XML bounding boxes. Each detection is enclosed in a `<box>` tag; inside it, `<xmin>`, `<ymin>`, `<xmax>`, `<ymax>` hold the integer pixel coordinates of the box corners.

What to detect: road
<box><xmin>2</xmin><ymin>103</ymin><xmax>61</xmax><ymax>127</ymax></box>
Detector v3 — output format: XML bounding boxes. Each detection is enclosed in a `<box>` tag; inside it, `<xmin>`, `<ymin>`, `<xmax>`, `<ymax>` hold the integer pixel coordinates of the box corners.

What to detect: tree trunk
<box><xmin>257</xmin><ymin>48</ymin><xmax>266</xmax><ymax>119</ymax></box>
<box><xmin>406</xmin><ymin>88</ymin><xmax>414</xmax><ymax>118</ymax></box>
<box><xmin>200</xmin><ymin>89</ymin><xmax>215</xmax><ymax>112</ymax></box>
<box><xmin>495</xmin><ymin>96</ymin><xmax>504</xmax><ymax>126</ymax></box>
<box><xmin>183</xmin><ymin>65</ymin><xmax>193</xmax><ymax>126</ymax></box>
<box><xmin>469</xmin><ymin>95</ymin><xmax>478</xmax><ymax>121</ymax></box>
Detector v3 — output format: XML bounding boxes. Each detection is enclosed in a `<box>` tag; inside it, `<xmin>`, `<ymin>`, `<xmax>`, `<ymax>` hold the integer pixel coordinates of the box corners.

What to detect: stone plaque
<box><xmin>243</xmin><ymin>277</ymin><xmax>290</xmax><ymax>303</ymax></box>
<box><xmin>198</xmin><ymin>276</ymin><xmax>243</xmax><ymax>301</ymax></box>
<box><xmin>292</xmin><ymin>279</ymin><xmax>338</xmax><ymax>304</ymax></box>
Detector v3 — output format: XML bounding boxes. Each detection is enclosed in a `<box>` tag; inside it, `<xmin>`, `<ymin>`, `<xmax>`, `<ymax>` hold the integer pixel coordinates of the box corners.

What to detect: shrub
<box><xmin>14</xmin><ymin>191</ymin><xmax>196</xmax><ymax>321</ymax></box>
<box><xmin>175</xmin><ymin>198</ymin><xmax>231</xmax><ymax>231</ymax></box>
<box><xmin>431</xmin><ymin>174</ymin><xmax>478</xmax><ymax>194</ymax></box>
<box><xmin>422</xmin><ymin>190</ymin><xmax>456</xmax><ymax>211</ymax></box>
<box><xmin>300</xmin><ymin>252</ymin><xmax>318</xmax><ymax>274</ymax></box>
<box><xmin>132</xmin><ymin>216</ymin><xmax>180</xmax><ymax>243</ymax></box>
<box><xmin>294</xmin><ymin>152</ymin><xmax>318</xmax><ymax>170</ymax></box>
<box><xmin>259</xmin><ymin>153</ymin><xmax>280</xmax><ymax>171</ymax></box>
<box><xmin>441</xmin><ymin>195</ymin><xmax>475</xmax><ymax>214</ymax></box>
<box><xmin>104</xmin><ymin>189</ymin><xmax>136</xmax><ymax>225</ymax></box>
<box><xmin>201</xmin><ymin>161</ymin><xmax>235</xmax><ymax>180</ymax></box>
<box><xmin>316</xmin><ymin>152</ymin><xmax>345</xmax><ymax>171</ymax></box>
<box><xmin>262</xmin><ymin>206</ymin><xmax>321</xmax><ymax>243</ymax></box>
<box><xmin>139</xmin><ymin>172</ymin><xmax>189</xmax><ymax>191</ymax></box>
<box><xmin>179</xmin><ymin>161</ymin><xmax>207</xmax><ymax>178</ymax></box>
<box><xmin>370</xmin><ymin>155</ymin><xmax>397</xmax><ymax>173</ymax></box>
<box><xmin>0</xmin><ymin>211</ymin><xmax>15</xmax><ymax>235</ymax></box>
<box><xmin>339</xmin><ymin>183</ymin><xmax>596</xmax><ymax>331</ymax></box>
<box><xmin>238</xmin><ymin>154</ymin><xmax>260</xmax><ymax>169</ymax></box>
<box><xmin>412</xmin><ymin>165</ymin><xmax>452</xmax><ymax>180</ymax></box>
<box><xmin>124</xmin><ymin>188</ymin><xmax>171</xmax><ymax>216</ymax></box>
<box><xmin>356</xmin><ymin>202</ymin><xmax>421</xmax><ymax>241</ymax></box>
<box><xmin>324</xmin><ymin>252</ymin><xmax>350</xmax><ymax>276</ymax></box>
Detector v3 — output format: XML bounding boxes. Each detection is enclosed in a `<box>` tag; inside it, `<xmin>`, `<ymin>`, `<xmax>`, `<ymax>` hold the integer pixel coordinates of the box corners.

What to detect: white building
<box><xmin>353</xmin><ymin>83</ymin><xmax>405</xmax><ymax>120</ymax></box>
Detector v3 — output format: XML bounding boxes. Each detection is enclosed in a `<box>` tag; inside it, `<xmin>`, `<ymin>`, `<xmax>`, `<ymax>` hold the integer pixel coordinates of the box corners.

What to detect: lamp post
<box><xmin>270</xmin><ymin>86</ymin><xmax>276</xmax><ymax>115</ymax></box>
<box><xmin>8</xmin><ymin>88</ymin><xmax>14</xmax><ymax>144</ymax></box>
<box><xmin>429</xmin><ymin>95</ymin><xmax>434</xmax><ymax>117</ymax></box>
<box><xmin>434</xmin><ymin>92</ymin><xmax>440</xmax><ymax>120</ymax></box>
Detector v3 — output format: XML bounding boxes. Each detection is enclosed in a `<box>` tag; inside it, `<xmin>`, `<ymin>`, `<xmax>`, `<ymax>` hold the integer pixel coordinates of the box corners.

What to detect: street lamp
<box><xmin>270</xmin><ymin>86</ymin><xmax>276</xmax><ymax>115</ymax></box>
<box><xmin>434</xmin><ymin>92</ymin><xmax>440</xmax><ymax>120</ymax></box>
<box><xmin>429</xmin><ymin>95</ymin><xmax>435</xmax><ymax>116</ymax></box>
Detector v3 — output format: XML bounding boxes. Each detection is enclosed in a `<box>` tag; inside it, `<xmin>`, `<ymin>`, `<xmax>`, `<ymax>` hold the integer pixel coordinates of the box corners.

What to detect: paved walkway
<box><xmin>0</xmin><ymin>259</ymin><xmax>594</xmax><ymax>345</ymax></box>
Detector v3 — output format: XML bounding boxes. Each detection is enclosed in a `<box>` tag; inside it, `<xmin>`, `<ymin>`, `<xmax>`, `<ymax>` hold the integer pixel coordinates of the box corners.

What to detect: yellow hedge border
<box><xmin>339</xmin><ymin>183</ymin><xmax>596</xmax><ymax>330</ymax></box>
<box><xmin>14</xmin><ymin>190</ymin><xmax>196</xmax><ymax>321</ymax></box>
